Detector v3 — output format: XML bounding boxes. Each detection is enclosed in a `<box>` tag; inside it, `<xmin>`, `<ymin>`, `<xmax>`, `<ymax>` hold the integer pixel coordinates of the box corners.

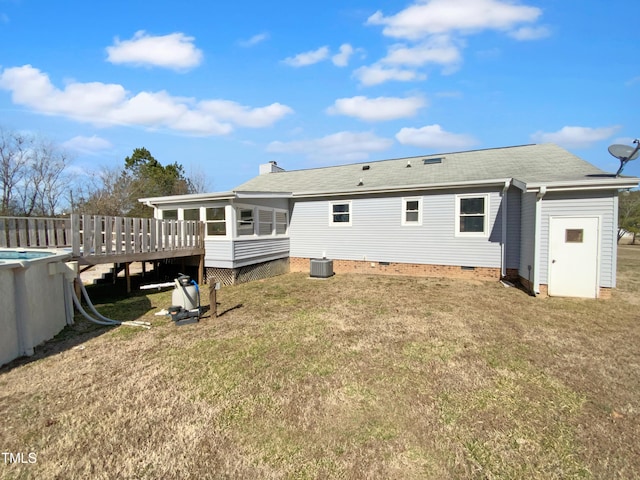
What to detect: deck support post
<box><xmin>124</xmin><ymin>262</ymin><xmax>131</xmax><ymax>294</ymax></box>
<box><xmin>198</xmin><ymin>254</ymin><xmax>204</xmax><ymax>285</ymax></box>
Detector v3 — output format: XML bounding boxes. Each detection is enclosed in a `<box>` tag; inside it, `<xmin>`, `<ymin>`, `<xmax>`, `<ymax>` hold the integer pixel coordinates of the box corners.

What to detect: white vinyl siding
<box><xmin>291</xmin><ymin>190</ymin><xmax>502</xmax><ymax>268</ymax></box>
<box><xmin>539</xmin><ymin>191</ymin><xmax>617</xmax><ymax>288</ymax></box>
<box><xmin>519</xmin><ymin>192</ymin><xmax>537</xmax><ymax>282</ymax></box>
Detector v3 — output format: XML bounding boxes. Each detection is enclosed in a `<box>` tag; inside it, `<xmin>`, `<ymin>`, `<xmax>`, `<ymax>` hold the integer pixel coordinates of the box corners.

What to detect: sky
<box><xmin>1</xmin><ymin>0</ymin><xmax>639</xmax><ymax>192</ymax></box>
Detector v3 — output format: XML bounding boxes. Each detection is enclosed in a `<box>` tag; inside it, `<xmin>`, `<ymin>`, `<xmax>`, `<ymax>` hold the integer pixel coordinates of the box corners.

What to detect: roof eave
<box><xmin>292</xmin><ymin>178</ymin><xmax>513</xmax><ymax>198</ymax></box>
<box><xmin>523</xmin><ymin>177</ymin><xmax>640</xmax><ymax>193</ymax></box>
<box><xmin>138</xmin><ymin>191</ymin><xmax>236</xmax><ymax>205</ymax></box>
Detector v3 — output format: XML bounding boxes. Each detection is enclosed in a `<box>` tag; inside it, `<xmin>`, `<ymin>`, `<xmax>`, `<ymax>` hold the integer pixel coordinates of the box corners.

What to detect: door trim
<box><xmin>547</xmin><ymin>215</ymin><xmax>601</xmax><ymax>298</ymax></box>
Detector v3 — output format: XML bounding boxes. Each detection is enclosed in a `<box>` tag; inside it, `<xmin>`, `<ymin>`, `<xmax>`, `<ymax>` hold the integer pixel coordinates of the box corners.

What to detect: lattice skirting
<box><xmin>206</xmin><ymin>258</ymin><xmax>290</xmax><ymax>286</ymax></box>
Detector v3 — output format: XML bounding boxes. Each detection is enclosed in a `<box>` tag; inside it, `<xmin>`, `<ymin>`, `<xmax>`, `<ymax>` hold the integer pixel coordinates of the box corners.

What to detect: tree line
<box><xmin>0</xmin><ymin>127</ymin><xmax>206</xmax><ymax>218</ymax></box>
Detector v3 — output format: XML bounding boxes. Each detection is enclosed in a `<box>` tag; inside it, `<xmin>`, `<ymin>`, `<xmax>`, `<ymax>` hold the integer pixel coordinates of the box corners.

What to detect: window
<box><xmin>237</xmin><ymin>208</ymin><xmax>254</xmax><ymax>236</ymax></box>
<box><xmin>183</xmin><ymin>208</ymin><xmax>200</xmax><ymax>221</ymax></box>
<box><xmin>330</xmin><ymin>202</ymin><xmax>351</xmax><ymax>225</ymax></box>
<box><xmin>205</xmin><ymin>207</ymin><xmax>226</xmax><ymax>236</ymax></box>
<box><xmin>162</xmin><ymin>209</ymin><xmax>178</xmax><ymax>220</ymax></box>
<box><xmin>455</xmin><ymin>194</ymin><xmax>489</xmax><ymax>236</ymax></box>
<box><xmin>275</xmin><ymin>211</ymin><xmax>288</xmax><ymax>235</ymax></box>
<box><xmin>258</xmin><ymin>209</ymin><xmax>273</xmax><ymax>235</ymax></box>
<box><xmin>566</xmin><ymin>229</ymin><xmax>583</xmax><ymax>243</ymax></box>
<box><xmin>402</xmin><ymin>197</ymin><xmax>422</xmax><ymax>225</ymax></box>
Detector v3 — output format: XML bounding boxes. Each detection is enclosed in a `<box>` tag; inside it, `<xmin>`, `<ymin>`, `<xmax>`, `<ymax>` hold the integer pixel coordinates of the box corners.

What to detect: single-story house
<box><xmin>140</xmin><ymin>143</ymin><xmax>639</xmax><ymax>299</ymax></box>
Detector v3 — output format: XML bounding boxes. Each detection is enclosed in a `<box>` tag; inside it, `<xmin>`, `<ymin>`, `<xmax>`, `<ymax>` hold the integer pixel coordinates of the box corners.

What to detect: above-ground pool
<box><xmin>0</xmin><ymin>248</ymin><xmax>75</xmax><ymax>366</ymax></box>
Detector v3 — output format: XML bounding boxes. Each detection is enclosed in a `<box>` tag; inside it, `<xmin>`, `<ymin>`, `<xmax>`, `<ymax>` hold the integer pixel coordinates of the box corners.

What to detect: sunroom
<box><xmin>139</xmin><ymin>191</ymin><xmax>292</xmax><ymax>284</ymax></box>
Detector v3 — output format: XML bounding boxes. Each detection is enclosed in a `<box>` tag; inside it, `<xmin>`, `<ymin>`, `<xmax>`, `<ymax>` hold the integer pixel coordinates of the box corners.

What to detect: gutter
<box><xmin>524</xmin><ymin>178</ymin><xmax>640</xmax><ymax>192</ymax></box>
<box><xmin>532</xmin><ymin>185</ymin><xmax>547</xmax><ymax>295</ymax></box>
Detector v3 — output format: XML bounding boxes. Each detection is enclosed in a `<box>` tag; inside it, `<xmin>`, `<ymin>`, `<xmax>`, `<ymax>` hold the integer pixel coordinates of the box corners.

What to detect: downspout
<box><xmin>501</xmin><ymin>180</ymin><xmax>511</xmax><ymax>278</ymax></box>
<box><xmin>532</xmin><ymin>186</ymin><xmax>547</xmax><ymax>295</ymax></box>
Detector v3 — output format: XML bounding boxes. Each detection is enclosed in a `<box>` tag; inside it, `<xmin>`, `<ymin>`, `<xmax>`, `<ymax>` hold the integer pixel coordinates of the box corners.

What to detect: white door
<box><xmin>548</xmin><ymin>216</ymin><xmax>599</xmax><ymax>298</ymax></box>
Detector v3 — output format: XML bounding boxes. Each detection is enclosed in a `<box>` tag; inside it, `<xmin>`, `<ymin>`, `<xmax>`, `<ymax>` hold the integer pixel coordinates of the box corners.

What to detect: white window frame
<box><xmin>402</xmin><ymin>197</ymin><xmax>422</xmax><ymax>226</ymax></box>
<box><xmin>455</xmin><ymin>193</ymin><xmax>490</xmax><ymax>237</ymax></box>
<box><xmin>204</xmin><ymin>206</ymin><xmax>227</xmax><ymax>237</ymax></box>
<box><xmin>329</xmin><ymin>201</ymin><xmax>352</xmax><ymax>226</ymax></box>
<box><xmin>258</xmin><ymin>209</ymin><xmax>274</xmax><ymax>236</ymax></box>
<box><xmin>237</xmin><ymin>207</ymin><xmax>255</xmax><ymax>236</ymax></box>
<box><xmin>274</xmin><ymin>209</ymin><xmax>288</xmax><ymax>235</ymax></box>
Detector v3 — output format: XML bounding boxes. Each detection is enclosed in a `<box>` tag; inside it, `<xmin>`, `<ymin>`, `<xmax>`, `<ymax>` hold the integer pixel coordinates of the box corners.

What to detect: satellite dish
<box><xmin>608</xmin><ymin>139</ymin><xmax>640</xmax><ymax>176</ymax></box>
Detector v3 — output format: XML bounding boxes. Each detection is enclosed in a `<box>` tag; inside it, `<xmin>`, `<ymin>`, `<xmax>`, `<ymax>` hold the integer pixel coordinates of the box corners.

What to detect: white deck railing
<box><xmin>0</xmin><ymin>215</ymin><xmax>204</xmax><ymax>260</ymax></box>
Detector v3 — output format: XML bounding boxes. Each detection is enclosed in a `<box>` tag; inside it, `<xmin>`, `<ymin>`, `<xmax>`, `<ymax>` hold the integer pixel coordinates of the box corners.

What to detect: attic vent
<box><xmin>423</xmin><ymin>157</ymin><xmax>443</xmax><ymax>165</ymax></box>
<box><xmin>362</xmin><ymin>165</ymin><xmax>370</xmax><ymax>170</ymax></box>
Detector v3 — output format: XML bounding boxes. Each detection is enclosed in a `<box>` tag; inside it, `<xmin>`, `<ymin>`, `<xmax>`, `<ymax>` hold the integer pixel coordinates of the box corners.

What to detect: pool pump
<box><xmin>169</xmin><ymin>275</ymin><xmax>201</xmax><ymax>326</ymax></box>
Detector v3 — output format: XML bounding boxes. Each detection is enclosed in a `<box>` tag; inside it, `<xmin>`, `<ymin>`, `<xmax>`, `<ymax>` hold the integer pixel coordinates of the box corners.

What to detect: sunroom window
<box><xmin>205</xmin><ymin>207</ymin><xmax>226</xmax><ymax>236</ymax></box>
<box><xmin>183</xmin><ymin>208</ymin><xmax>200</xmax><ymax>221</ymax></box>
<box><xmin>258</xmin><ymin>209</ymin><xmax>273</xmax><ymax>235</ymax></box>
<box><xmin>237</xmin><ymin>208</ymin><xmax>254</xmax><ymax>236</ymax></box>
<box><xmin>162</xmin><ymin>209</ymin><xmax>178</xmax><ymax>220</ymax></box>
<box><xmin>275</xmin><ymin>211</ymin><xmax>288</xmax><ymax>235</ymax></box>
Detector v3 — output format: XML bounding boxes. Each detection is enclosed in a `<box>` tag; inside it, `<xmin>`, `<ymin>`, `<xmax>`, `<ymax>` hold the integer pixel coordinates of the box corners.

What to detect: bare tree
<box><xmin>17</xmin><ymin>139</ymin><xmax>71</xmax><ymax>216</ymax></box>
<box><xmin>0</xmin><ymin>127</ymin><xmax>30</xmax><ymax>215</ymax></box>
<box><xmin>74</xmin><ymin>166</ymin><xmax>135</xmax><ymax>216</ymax></box>
<box><xmin>186</xmin><ymin>164</ymin><xmax>212</xmax><ymax>194</ymax></box>
<box><xmin>0</xmin><ymin>127</ymin><xmax>73</xmax><ymax>216</ymax></box>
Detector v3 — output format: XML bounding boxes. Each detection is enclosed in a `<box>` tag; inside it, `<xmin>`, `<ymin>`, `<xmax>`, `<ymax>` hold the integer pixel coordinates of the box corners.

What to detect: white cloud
<box><xmin>362</xmin><ymin>0</ymin><xmax>547</xmax><ymax>84</ymax></box>
<box><xmin>267</xmin><ymin>131</ymin><xmax>393</xmax><ymax>162</ymax></box>
<box><xmin>353</xmin><ymin>64</ymin><xmax>426</xmax><ymax>86</ymax></box>
<box><xmin>395</xmin><ymin>124</ymin><xmax>477</xmax><ymax>149</ymax></box>
<box><xmin>382</xmin><ymin>36</ymin><xmax>462</xmax><ymax>67</ymax></box>
<box><xmin>62</xmin><ymin>135</ymin><xmax>112</xmax><ymax>154</ymax></box>
<box><xmin>106</xmin><ymin>31</ymin><xmax>203</xmax><ymax>70</ymax></box>
<box><xmin>509</xmin><ymin>25</ymin><xmax>551</xmax><ymax>40</ymax></box>
<box><xmin>367</xmin><ymin>0</ymin><xmax>542</xmax><ymax>40</ymax></box>
<box><xmin>199</xmin><ymin>100</ymin><xmax>293</xmax><ymax>128</ymax></box>
<box><xmin>283</xmin><ymin>46</ymin><xmax>330</xmax><ymax>67</ymax></box>
<box><xmin>0</xmin><ymin>65</ymin><xmax>293</xmax><ymax>136</ymax></box>
<box><xmin>239</xmin><ymin>32</ymin><xmax>270</xmax><ymax>47</ymax></box>
<box><xmin>332</xmin><ymin>44</ymin><xmax>355</xmax><ymax>67</ymax></box>
<box><xmin>327</xmin><ymin>96</ymin><xmax>426</xmax><ymax>122</ymax></box>
<box><xmin>531</xmin><ymin>126</ymin><xmax>621</xmax><ymax>149</ymax></box>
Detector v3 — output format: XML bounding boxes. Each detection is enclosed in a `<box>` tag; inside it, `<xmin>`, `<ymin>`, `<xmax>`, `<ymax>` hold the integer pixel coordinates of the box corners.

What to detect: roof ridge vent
<box><xmin>423</xmin><ymin>157</ymin><xmax>443</xmax><ymax>165</ymax></box>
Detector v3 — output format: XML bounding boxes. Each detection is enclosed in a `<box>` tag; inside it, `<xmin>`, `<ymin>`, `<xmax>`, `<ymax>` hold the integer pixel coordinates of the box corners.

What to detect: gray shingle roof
<box><xmin>234</xmin><ymin>144</ymin><xmax>626</xmax><ymax>195</ymax></box>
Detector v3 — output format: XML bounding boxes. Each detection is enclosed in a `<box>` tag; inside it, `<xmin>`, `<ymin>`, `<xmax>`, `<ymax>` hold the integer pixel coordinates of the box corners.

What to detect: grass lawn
<box><xmin>1</xmin><ymin>247</ymin><xmax>639</xmax><ymax>479</ymax></box>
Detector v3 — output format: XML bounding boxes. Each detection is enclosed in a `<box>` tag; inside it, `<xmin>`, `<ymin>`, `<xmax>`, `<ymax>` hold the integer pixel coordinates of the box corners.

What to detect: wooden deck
<box><xmin>0</xmin><ymin>213</ymin><xmax>205</xmax><ymax>272</ymax></box>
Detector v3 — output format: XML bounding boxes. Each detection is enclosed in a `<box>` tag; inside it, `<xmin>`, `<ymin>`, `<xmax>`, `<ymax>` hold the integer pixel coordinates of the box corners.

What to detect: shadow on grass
<box><xmin>198</xmin><ymin>303</ymin><xmax>244</xmax><ymax>319</ymax></box>
<box><xmin>0</xmin><ymin>284</ymin><xmax>153</xmax><ymax>374</ymax></box>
